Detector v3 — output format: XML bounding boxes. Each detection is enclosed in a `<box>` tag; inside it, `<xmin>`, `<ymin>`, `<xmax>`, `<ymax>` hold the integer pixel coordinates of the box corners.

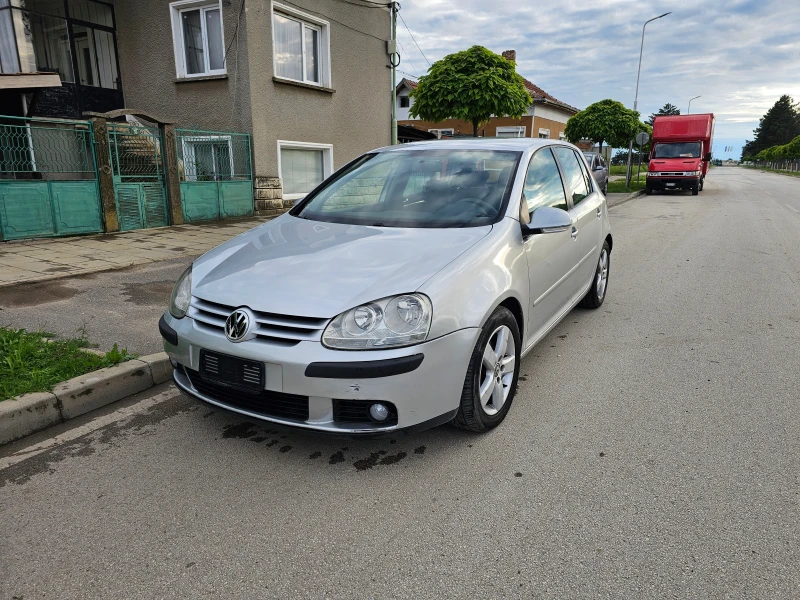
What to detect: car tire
<box><xmin>452</xmin><ymin>306</ymin><xmax>521</xmax><ymax>433</ymax></box>
<box><xmin>580</xmin><ymin>241</ymin><xmax>611</xmax><ymax>309</ymax></box>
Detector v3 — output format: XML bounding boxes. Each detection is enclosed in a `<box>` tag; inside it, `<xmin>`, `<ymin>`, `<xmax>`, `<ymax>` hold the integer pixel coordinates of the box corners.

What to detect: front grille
<box><xmin>332</xmin><ymin>399</ymin><xmax>398</xmax><ymax>426</ymax></box>
<box><xmin>186</xmin><ymin>368</ymin><xmax>310</xmax><ymax>421</ymax></box>
<box><xmin>187</xmin><ymin>296</ymin><xmax>329</xmax><ymax>347</ymax></box>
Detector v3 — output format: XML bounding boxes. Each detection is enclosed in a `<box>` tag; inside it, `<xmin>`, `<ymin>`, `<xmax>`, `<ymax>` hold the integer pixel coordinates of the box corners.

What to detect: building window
<box><xmin>278</xmin><ymin>141</ymin><xmax>333</xmax><ymax>199</ymax></box>
<box><xmin>170</xmin><ymin>1</ymin><xmax>225</xmax><ymax>78</ymax></box>
<box><xmin>538</xmin><ymin>128</ymin><xmax>550</xmax><ymax>139</ymax></box>
<box><xmin>558</xmin><ymin>132</ymin><xmax>566</xmax><ymax>140</ymax></box>
<box><xmin>181</xmin><ymin>136</ymin><xmax>233</xmax><ymax>181</ymax></box>
<box><xmin>272</xmin><ymin>3</ymin><xmax>330</xmax><ymax>87</ymax></box>
<box><xmin>399</xmin><ymin>96</ymin><xmax>409</xmax><ymax>108</ymax></box>
<box><xmin>428</xmin><ymin>128</ymin><xmax>454</xmax><ymax>139</ymax></box>
<box><xmin>496</xmin><ymin>126</ymin><xmax>526</xmax><ymax>138</ymax></box>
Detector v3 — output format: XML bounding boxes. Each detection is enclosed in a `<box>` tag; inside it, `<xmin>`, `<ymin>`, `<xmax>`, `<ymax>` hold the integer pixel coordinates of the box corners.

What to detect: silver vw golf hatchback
<box><xmin>161</xmin><ymin>139</ymin><xmax>612</xmax><ymax>434</ymax></box>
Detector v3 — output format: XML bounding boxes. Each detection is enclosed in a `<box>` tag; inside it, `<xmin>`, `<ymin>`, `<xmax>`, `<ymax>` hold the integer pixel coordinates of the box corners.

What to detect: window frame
<box><xmin>399</xmin><ymin>95</ymin><xmax>410</xmax><ymax>108</ymax></box>
<box><xmin>170</xmin><ymin>0</ymin><xmax>226</xmax><ymax>79</ymax></box>
<box><xmin>551</xmin><ymin>145</ymin><xmax>591</xmax><ymax>208</ymax></box>
<box><xmin>521</xmin><ymin>146</ymin><xmax>569</xmax><ymax>216</ymax></box>
<box><xmin>271</xmin><ymin>2</ymin><xmax>331</xmax><ymax>88</ymax></box>
<box><xmin>538</xmin><ymin>128</ymin><xmax>550</xmax><ymax>139</ymax></box>
<box><xmin>496</xmin><ymin>126</ymin><xmax>526</xmax><ymax>138</ymax></box>
<box><xmin>277</xmin><ymin>140</ymin><xmax>334</xmax><ymax>200</ymax></box>
<box><xmin>181</xmin><ymin>135</ymin><xmax>234</xmax><ymax>181</ymax></box>
<box><xmin>428</xmin><ymin>128</ymin><xmax>454</xmax><ymax>139</ymax></box>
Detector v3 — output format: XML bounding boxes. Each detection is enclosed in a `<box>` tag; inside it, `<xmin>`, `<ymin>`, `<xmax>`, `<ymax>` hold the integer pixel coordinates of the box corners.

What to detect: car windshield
<box><xmin>293</xmin><ymin>149</ymin><xmax>521</xmax><ymax>228</ymax></box>
<box><xmin>653</xmin><ymin>142</ymin><xmax>701</xmax><ymax>159</ymax></box>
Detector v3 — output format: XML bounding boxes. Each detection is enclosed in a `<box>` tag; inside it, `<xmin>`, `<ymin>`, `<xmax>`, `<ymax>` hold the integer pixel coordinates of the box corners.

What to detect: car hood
<box><xmin>191</xmin><ymin>215</ymin><xmax>492</xmax><ymax>317</ymax></box>
<box><xmin>650</xmin><ymin>157</ymin><xmax>702</xmax><ymax>171</ymax></box>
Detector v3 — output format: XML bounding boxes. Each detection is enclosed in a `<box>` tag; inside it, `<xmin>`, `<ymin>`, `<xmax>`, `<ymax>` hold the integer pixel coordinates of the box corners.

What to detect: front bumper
<box><xmin>646</xmin><ymin>176</ymin><xmax>700</xmax><ymax>191</ymax></box>
<box><xmin>161</xmin><ymin>312</ymin><xmax>479</xmax><ymax>434</ymax></box>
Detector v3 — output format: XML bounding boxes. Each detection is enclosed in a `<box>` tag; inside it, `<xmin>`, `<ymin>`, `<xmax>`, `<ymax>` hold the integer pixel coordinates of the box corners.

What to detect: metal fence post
<box><xmin>161</xmin><ymin>123</ymin><xmax>184</xmax><ymax>226</ymax></box>
<box><xmin>89</xmin><ymin>117</ymin><xmax>119</xmax><ymax>232</ymax></box>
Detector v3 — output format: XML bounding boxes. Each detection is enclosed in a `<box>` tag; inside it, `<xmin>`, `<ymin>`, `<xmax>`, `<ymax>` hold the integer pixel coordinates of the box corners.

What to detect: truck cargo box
<box><xmin>652</xmin><ymin>114</ymin><xmax>714</xmax><ymax>142</ymax></box>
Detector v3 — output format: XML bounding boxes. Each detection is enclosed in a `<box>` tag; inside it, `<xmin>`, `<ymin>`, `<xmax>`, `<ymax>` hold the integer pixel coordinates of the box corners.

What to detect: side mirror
<box><xmin>704</xmin><ymin>152</ymin><xmax>712</xmax><ymax>161</ymax></box>
<box><xmin>593</xmin><ymin>164</ymin><xmax>604</xmax><ymax>171</ymax></box>
<box><xmin>522</xmin><ymin>206</ymin><xmax>572</xmax><ymax>236</ymax></box>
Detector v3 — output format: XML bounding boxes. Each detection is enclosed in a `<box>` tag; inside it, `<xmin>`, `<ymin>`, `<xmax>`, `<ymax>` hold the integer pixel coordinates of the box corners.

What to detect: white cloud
<box><xmin>395</xmin><ymin>0</ymin><xmax>800</xmax><ymax>156</ymax></box>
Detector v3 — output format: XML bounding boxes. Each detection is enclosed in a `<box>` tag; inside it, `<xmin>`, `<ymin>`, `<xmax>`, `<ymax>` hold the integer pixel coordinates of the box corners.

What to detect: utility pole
<box><xmin>389</xmin><ymin>2</ymin><xmax>399</xmax><ymax>145</ymax></box>
<box><xmin>626</xmin><ymin>12</ymin><xmax>671</xmax><ymax>190</ymax></box>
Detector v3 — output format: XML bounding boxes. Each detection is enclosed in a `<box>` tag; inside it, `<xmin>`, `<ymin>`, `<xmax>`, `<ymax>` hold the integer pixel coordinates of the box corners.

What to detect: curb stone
<box><xmin>0</xmin><ymin>392</ymin><xmax>61</xmax><ymax>445</ymax></box>
<box><xmin>0</xmin><ymin>352</ymin><xmax>173</xmax><ymax>445</ymax></box>
<box><xmin>607</xmin><ymin>189</ymin><xmax>645</xmax><ymax>209</ymax></box>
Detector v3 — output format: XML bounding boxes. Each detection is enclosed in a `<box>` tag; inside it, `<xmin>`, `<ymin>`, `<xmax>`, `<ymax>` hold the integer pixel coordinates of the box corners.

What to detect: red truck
<box><xmin>645</xmin><ymin>113</ymin><xmax>714</xmax><ymax>196</ymax></box>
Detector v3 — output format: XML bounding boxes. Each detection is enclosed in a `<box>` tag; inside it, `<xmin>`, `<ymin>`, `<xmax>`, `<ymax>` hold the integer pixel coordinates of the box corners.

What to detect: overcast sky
<box><xmin>394</xmin><ymin>0</ymin><xmax>800</xmax><ymax>158</ymax></box>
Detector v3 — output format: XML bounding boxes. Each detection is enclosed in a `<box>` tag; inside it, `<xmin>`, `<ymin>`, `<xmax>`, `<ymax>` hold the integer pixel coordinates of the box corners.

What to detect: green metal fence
<box><xmin>107</xmin><ymin>122</ymin><xmax>169</xmax><ymax>231</ymax></box>
<box><xmin>0</xmin><ymin>116</ymin><xmax>103</xmax><ymax>240</ymax></box>
<box><xmin>175</xmin><ymin>129</ymin><xmax>253</xmax><ymax>222</ymax></box>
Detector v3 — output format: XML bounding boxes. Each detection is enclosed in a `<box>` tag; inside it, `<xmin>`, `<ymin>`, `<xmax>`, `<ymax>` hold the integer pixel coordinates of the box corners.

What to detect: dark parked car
<box><xmin>583</xmin><ymin>152</ymin><xmax>608</xmax><ymax>194</ymax></box>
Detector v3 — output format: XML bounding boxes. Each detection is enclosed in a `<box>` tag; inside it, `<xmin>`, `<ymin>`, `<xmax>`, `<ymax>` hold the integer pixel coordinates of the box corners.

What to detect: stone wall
<box><xmin>254</xmin><ymin>176</ymin><xmax>291</xmax><ymax>216</ymax></box>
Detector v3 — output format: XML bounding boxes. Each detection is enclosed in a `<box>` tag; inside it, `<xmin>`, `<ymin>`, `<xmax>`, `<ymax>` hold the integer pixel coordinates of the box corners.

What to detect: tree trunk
<box><xmin>472</xmin><ymin>119</ymin><xmax>479</xmax><ymax>138</ymax></box>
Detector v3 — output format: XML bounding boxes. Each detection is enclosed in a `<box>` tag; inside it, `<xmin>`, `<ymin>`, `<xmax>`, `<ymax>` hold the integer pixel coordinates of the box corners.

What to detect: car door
<box><xmin>519</xmin><ymin>147</ymin><xmax>580</xmax><ymax>347</ymax></box>
<box><xmin>553</xmin><ymin>146</ymin><xmax>603</xmax><ymax>295</ymax></box>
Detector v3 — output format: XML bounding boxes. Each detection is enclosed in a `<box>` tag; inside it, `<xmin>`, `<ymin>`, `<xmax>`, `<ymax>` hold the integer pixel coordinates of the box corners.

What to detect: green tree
<box><xmin>647</xmin><ymin>102</ymin><xmax>680</xmax><ymax>126</ymax></box>
<box><xmin>564</xmin><ymin>99</ymin><xmax>645</xmax><ymax>153</ymax></box>
<box><xmin>749</xmin><ymin>95</ymin><xmax>800</xmax><ymax>155</ymax></box>
<box><xmin>409</xmin><ymin>46</ymin><xmax>532</xmax><ymax>137</ymax></box>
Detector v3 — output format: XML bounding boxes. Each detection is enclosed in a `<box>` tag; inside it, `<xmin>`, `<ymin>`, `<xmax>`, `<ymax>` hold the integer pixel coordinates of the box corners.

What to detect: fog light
<box><xmin>369</xmin><ymin>403</ymin><xmax>390</xmax><ymax>422</ymax></box>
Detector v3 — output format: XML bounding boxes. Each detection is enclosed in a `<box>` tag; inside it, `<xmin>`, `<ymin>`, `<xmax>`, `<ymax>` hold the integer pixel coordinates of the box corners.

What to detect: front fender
<box><xmin>420</xmin><ymin>218</ymin><xmax>529</xmax><ymax>341</ymax></box>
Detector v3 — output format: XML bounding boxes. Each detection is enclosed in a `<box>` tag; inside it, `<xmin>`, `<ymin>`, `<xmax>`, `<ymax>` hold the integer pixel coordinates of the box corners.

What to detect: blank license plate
<box><xmin>200</xmin><ymin>350</ymin><xmax>264</xmax><ymax>391</ymax></box>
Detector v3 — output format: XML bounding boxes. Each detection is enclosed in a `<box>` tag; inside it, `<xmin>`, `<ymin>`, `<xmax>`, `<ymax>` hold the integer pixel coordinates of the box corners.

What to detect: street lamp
<box><xmin>687</xmin><ymin>95</ymin><xmax>701</xmax><ymax>114</ymax></box>
<box><xmin>626</xmin><ymin>11</ymin><xmax>671</xmax><ymax>189</ymax></box>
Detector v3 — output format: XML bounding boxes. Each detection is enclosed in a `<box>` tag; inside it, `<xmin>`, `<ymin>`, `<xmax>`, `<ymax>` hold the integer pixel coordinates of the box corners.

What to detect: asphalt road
<box><xmin>1</xmin><ymin>167</ymin><xmax>799</xmax><ymax>599</ymax></box>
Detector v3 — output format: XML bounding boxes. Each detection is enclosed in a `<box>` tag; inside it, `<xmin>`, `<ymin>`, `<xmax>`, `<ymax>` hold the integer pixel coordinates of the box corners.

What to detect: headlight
<box><xmin>169</xmin><ymin>266</ymin><xmax>192</xmax><ymax>318</ymax></box>
<box><xmin>322</xmin><ymin>293</ymin><xmax>432</xmax><ymax>350</ymax></box>
<box><xmin>686</xmin><ymin>170</ymin><xmax>701</xmax><ymax>176</ymax></box>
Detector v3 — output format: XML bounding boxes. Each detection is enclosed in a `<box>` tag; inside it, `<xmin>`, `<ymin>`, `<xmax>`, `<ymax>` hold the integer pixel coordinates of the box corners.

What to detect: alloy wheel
<box><xmin>597</xmin><ymin>248</ymin><xmax>609</xmax><ymax>300</ymax></box>
<box><xmin>478</xmin><ymin>325</ymin><xmax>516</xmax><ymax>416</ymax></box>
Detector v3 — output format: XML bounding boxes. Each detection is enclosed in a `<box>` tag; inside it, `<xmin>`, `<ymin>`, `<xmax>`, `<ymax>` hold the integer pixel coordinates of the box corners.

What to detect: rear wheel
<box><xmin>580</xmin><ymin>241</ymin><xmax>610</xmax><ymax>309</ymax></box>
<box><xmin>452</xmin><ymin>307</ymin><xmax>521</xmax><ymax>433</ymax></box>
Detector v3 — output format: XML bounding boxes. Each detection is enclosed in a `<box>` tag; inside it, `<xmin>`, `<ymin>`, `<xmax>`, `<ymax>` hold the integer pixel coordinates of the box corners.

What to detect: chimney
<box><xmin>502</xmin><ymin>50</ymin><xmax>517</xmax><ymax>63</ymax></box>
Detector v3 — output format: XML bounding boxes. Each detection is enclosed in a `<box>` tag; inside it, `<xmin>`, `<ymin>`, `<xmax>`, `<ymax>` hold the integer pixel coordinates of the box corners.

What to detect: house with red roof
<box><xmin>396</xmin><ymin>50</ymin><xmax>578</xmax><ymax>140</ymax></box>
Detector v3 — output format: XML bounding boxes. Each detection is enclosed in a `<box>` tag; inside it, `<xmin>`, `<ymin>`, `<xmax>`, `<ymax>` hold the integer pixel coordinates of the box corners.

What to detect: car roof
<box><xmin>374</xmin><ymin>138</ymin><xmax>575</xmax><ymax>153</ymax></box>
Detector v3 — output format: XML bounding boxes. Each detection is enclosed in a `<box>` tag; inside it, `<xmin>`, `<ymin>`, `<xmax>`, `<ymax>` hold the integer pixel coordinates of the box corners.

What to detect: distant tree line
<box><xmin>742</xmin><ymin>95</ymin><xmax>800</xmax><ymax>166</ymax></box>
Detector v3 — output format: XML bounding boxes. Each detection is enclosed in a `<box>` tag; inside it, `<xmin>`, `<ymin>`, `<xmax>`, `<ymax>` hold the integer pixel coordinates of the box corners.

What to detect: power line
<box><xmin>398</xmin><ymin>12</ymin><xmax>431</xmax><ymax>67</ymax></box>
<box><xmin>396</xmin><ymin>39</ymin><xmax>418</xmax><ymax>78</ymax></box>
<box><xmin>279</xmin><ymin>0</ymin><xmax>388</xmax><ymax>42</ymax></box>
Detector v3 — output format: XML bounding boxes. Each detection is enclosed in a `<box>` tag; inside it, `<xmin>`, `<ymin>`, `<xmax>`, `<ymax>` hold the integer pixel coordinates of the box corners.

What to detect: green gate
<box><xmin>107</xmin><ymin>122</ymin><xmax>169</xmax><ymax>231</ymax></box>
<box><xmin>175</xmin><ymin>129</ymin><xmax>253</xmax><ymax>222</ymax></box>
<box><xmin>0</xmin><ymin>116</ymin><xmax>103</xmax><ymax>241</ymax></box>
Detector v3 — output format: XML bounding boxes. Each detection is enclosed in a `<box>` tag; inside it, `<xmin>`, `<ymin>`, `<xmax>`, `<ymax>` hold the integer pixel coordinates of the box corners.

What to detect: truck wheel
<box><xmin>645</xmin><ymin>185</ymin><xmax>653</xmax><ymax>195</ymax></box>
<box><xmin>692</xmin><ymin>186</ymin><xmax>699</xmax><ymax>196</ymax></box>
<box><xmin>698</xmin><ymin>178</ymin><xmax>704</xmax><ymax>192</ymax></box>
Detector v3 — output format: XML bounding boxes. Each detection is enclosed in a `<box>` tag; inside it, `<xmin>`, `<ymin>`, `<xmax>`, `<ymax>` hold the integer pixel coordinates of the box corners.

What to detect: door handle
<box><xmin>597</xmin><ymin>207</ymin><xmax>602</xmax><ymax>219</ymax></box>
<box><xmin>571</xmin><ymin>226</ymin><xmax>579</xmax><ymax>239</ymax></box>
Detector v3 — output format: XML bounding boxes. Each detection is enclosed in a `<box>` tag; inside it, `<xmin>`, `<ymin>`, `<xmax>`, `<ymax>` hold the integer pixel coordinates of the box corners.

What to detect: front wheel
<box><xmin>698</xmin><ymin>178</ymin><xmax>704</xmax><ymax>192</ymax></box>
<box><xmin>580</xmin><ymin>241</ymin><xmax>610</xmax><ymax>309</ymax></box>
<box><xmin>452</xmin><ymin>307</ymin><xmax>521</xmax><ymax>433</ymax></box>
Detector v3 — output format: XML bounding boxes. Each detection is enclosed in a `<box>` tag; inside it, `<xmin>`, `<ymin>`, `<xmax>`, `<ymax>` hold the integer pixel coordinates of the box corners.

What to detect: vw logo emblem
<box><xmin>225</xmin><ymin>309</ymin><xmax>250</xmax><ymax>342</ymax></box>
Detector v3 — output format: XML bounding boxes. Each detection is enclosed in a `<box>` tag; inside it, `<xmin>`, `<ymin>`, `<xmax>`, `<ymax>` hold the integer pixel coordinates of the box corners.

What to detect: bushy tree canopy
<box><xmin>647</xmin><ymin>103</ymin><xmax>680</xmax><ymax>127</ymax></box>
<box><xmin>409</xmin><ymin>46</ymin><xmax>532</xmax><ymax>137</ymax></box>
<box><xmin>745</xmin><ymin>95</ymin><xmax>800</xmax><ymax>158</ymax></box>
<box><xmin>564</xmin><ymin>99</ymin><xmax>647</xmax><ymax>151</ymax></box>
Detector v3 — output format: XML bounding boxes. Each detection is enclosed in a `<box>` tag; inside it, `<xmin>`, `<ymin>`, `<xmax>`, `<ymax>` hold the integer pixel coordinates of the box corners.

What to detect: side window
<box><xmin>553</xmin><ymin>147</ymin><xmax>589</xmax><ymax>206</ymax></box>
<box><xmin>522</xmin><ymin>148</ymin><xmax>568</xmax><ymax>213</ymax></box>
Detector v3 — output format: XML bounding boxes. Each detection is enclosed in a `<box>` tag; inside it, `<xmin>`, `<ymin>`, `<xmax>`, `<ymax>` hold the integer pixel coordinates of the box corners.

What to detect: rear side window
<box><xmin>522</xmin><ymin>148</ymin><xmax>568</xmax><ymax>213</ymax></box>
<box><xmin>553</xmin><ymin>147</ymin><xmax>590</xmax><ymax>206</ymax></box>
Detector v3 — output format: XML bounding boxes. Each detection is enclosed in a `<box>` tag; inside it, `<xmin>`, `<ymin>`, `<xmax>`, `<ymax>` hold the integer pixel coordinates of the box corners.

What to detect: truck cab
<box><xmin>646</xmin><ymin>114</ymin><xmax>714</xmax><ymax>196</ymax></box>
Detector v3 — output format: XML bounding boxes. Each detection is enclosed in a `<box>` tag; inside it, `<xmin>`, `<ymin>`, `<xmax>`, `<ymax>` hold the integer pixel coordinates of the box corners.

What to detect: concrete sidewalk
<box><xmin>0</xmin><ymin>217</ymin><xmax>269</xmax><ymax>287</ymax></box>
